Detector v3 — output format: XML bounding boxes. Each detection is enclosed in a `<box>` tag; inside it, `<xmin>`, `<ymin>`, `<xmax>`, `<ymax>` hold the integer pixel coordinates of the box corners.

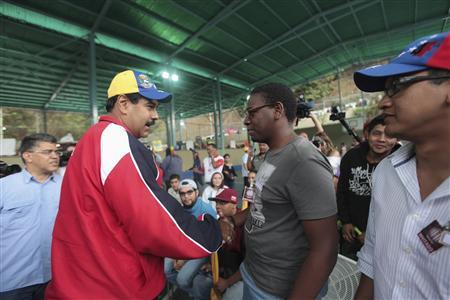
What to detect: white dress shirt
<box><xmin>358</xmin><ymin>142</ymin><xmax>450</xmax><ymax>299</ymax></box>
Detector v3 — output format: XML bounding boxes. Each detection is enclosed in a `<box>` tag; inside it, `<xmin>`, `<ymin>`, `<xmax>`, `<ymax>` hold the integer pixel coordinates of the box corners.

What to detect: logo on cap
<box><xmin>138</xmin><ymin>74</ymin><xmax>153</xmax><ymax>89</ymax></box>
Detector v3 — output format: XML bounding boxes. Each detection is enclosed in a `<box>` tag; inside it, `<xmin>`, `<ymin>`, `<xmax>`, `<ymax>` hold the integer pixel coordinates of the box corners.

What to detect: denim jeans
<box><xmin>191</xmin><ymin>272</ymin><xmax>243</xmax><ymax>300</ymax></box>
<box><xmin>0</xmin><ymin>283</ymin><xmax>48</xmax><ymax>300</ymax></box>
<box><xmin>164</xmin><ymin>257</ymin><xmax>207</xmax><ymax>294</ymax></box>
<box><xmin>240</xmin><ymin>263</ymin><xmax>328</xmax><ymax>300</ymax></box>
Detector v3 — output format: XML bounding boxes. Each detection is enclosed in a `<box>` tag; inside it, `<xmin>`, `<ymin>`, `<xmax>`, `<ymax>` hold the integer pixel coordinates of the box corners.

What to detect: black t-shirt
<box><xmin>337</xmin><ymin>142</ymin><xmax>377</xmax><ymax>231</ymax></box>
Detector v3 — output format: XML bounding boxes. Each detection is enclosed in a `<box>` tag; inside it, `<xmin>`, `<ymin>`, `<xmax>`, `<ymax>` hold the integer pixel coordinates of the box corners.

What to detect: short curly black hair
<box><xmin>250</xmin><ymin>83</ymin><xmax>297</xmax><ymax>122</ymax></box>
<box><xmin>105</xmin><ymin>93</ymin><xmax>141</xmax><ymax>112</ymax></box>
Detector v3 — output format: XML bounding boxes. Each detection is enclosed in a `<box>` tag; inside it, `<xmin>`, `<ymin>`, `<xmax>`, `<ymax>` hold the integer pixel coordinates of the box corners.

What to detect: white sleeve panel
<box><xmin>100</xmin><ymin>124</ymin><xmax>131</xmax><ymax>185</ymax></box>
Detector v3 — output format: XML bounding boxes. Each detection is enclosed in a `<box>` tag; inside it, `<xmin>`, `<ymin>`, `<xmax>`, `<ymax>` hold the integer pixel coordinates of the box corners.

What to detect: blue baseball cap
<box><xmin>108</xmin><ymin>70</ymin><xmax>172</xmax><ymax>102</ymax></box>
<box><xmin>354</xmin><ymin>31</ymin><xmax>450</xmax><ymax>92</ymax></box>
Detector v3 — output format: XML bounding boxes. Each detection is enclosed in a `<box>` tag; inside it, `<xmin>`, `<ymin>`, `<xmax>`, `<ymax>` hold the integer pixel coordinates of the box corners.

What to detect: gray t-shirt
<box><xmin>244</xmin><ymin>137</ymin><xmax>337</xmax><ymax>298</ymax></box>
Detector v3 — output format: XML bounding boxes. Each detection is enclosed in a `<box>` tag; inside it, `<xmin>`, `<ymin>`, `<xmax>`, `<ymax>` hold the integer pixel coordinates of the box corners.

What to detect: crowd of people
<box><xmin>1</xmin><ymin>31</ymin><xmax>449</xmax><ymax>300</ymax></box>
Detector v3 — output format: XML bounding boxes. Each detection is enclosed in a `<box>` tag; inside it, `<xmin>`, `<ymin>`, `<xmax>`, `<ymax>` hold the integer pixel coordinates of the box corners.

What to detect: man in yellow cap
<box><xmin>46</xmin><ymin>70</ymin><xmax>223</xmax><ymax>299</ymax></box>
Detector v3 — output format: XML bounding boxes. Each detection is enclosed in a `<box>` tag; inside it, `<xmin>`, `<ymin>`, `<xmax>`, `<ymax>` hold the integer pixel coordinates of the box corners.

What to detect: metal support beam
<box><xmin>217</xmin><ymin>79</ymin><xmax>224</xmax><ymax>151</ymax></box>
<box><xmin>170</xmin><ymin>95</ymin><xmax>176</xmax><ymax>147</ymax></box>
<box><xmin>89</xmin><ymin>33</ymin><xmax>98</xmax><ymax>124</ymax></box>
<box><xmin>213</xmin><ymin>97</ymin><xmax>219</xmax><ymax>146</ymax></box>
<box><xmin>165</xmin><ymin>115</ymin><xmax>171</xmax><ymax>147</ymax></box>
<box><xmin>251</xmin><ymin>17</ymin><xmax>439</xmax><ymax>87</ymax></box>
<box><xmin>337</xmin><ymin>69</ymin><xmax>342</xmax><ymax>108</ymax></box>
<box><xmin>44</xmin><ymin>59</ymin><xmax>81</xmax><ymax>109</ymax></box>
<box><xmin>217</xmin><ymin>0</ymin><xmax>377</xmax><ymax>76</ymax></box>
<box><xmin>91</xmin><ymin>0</ymin><xmax>112</xmax><ymax>33</ymax></box>
<box><xmin>167</xmin><ymin>0</ymin><xmax>249</xmax><ymax>61</ymax></box>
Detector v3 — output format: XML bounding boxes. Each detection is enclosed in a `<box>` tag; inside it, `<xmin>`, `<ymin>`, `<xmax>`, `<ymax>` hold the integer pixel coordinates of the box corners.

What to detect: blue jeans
<box><xmin>192</xmin><ymin>272</ymin><xmax>243</xmax><ymax>300</ymax></box>
<box><xmin>240</xmin><ymin>263</ymin><xmax>328</xmax><ymax>300</ymax></box>
<box><xmin>164</xmin><ymin>257</ymin><xmax>207</xmax><ymax>294</ymax></box>
<box><xmin>0</xmin><ymin>283</ymin><xmax>47</xmax><ymax>300</ymax></box>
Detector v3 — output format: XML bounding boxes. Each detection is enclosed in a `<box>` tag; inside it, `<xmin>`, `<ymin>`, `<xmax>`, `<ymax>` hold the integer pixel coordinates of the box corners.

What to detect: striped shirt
<box><xmin>358</xmin><ymin>142</ymin><xmax>450</xmax><ymax>299</ymax></box>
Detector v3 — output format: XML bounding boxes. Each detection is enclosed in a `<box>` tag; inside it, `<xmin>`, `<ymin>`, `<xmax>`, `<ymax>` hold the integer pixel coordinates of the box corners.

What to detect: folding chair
<box><xmin>323</xmin><ymin>254</ymin><xmax>361</xmax><ymax>300</ymax></box>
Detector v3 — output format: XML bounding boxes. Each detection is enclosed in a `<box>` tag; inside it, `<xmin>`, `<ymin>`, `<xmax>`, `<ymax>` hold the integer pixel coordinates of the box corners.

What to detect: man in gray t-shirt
<box><xmin>235</xmin><ymin>83</ymin><xmax>338</xmax><ymax>299</ymax></box>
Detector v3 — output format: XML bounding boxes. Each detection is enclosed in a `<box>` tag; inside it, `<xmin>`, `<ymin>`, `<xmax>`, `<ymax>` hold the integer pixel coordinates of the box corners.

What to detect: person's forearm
<box><xmin>354</xmin><ymin>274</ymin><xmax>374</xmax><ymax>300</ymax></box>
<box><xmin>310</xmin><ymin>114</ymin><xmax>324</xmax><ymax>133</ymax></box>
<box><xmin>225</xmin><ymin>270</ymin><xmax>242</xmax><ymax>287</ymax></box>
<box><xmin>288</xmin><ymin>244</ymin><xmax>337</xmax><ymax>299</ymax></box>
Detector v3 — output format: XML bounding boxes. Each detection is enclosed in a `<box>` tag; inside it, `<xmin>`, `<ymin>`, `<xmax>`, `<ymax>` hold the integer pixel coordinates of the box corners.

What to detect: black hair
<box><xmin>428</xmin><ymin>69</ymin><xmax>450</xmax><ymax>84</ymax></box>
<box><xmin>105</xmin><ymin>93</ymin><xmax>141</xmax><ymax>112</ymax></box>
<box><xmin>366</xmin><ymin>114</ymin><xmax>385</xmax><ymax>134</ymax></box>
<box><xmin>169</xmin><ymin>174</ymin><xmax>180</xmax><ymax>181</ymax></box>
<box><xmin>19</xmin><ymin>133</ymin><xmax>58</xmax><ymax>163</ymax></box>
<box><xmin>250</xmin><ymin>83</ymin><xmax>297</xmax><ymax>122</ymax></box>
<box><xmin>165</xmin><ymin>147</ymin><xmax>172</xmax><ymax>156</ymax></box>
<box><xmin>207</xmin><ymin>143</ymin><xmax>217</xmax><ymax>149</ymax></box>
<box><xmin>224</xmin><ymin>153</ymin><xmax>230</xmax><ymax>158</ymax></box>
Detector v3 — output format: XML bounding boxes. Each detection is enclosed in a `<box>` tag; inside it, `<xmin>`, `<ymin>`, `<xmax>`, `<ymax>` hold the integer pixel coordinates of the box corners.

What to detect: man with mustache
<box><xmin>46</xmin><ymin>70</ymin><xmax>223</xmax><ymax>299</ymax></box>
<box><xmin>354</xmin><ymin>31</ymin><xmax>450</xmax><ymax>299</ymax></box>
<box><xmin>0</xmin><ymin>133</ymin><xmax>62</xmax><ymax>300</ymax></box>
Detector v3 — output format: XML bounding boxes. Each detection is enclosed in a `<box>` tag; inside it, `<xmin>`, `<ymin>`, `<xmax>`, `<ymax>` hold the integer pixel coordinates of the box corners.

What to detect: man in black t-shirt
<box><xmin>337</xmin><ymin>115</ymin><xmax>397</xmax><ymax>260</ymax></box>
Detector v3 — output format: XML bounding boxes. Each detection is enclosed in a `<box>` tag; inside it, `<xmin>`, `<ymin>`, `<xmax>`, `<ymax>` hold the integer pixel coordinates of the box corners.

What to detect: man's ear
<box><xmin>444</xmin><ymin>80</ymin><xmax>450</xmax><ymax>106</ymax></box>
<box><xmin>273</xmin><ymin>102</ymin><xmax>284</xmax><ymax>120</ymax></box>
<box><xmin>22</xmin><ymin>152</ymin><xmax>32</xmax><ymax>164</ymax></box>
<box><xmin>116</xmin><ymin>95</ymin><xmax>130</xmax><ymax>114</ymax></box>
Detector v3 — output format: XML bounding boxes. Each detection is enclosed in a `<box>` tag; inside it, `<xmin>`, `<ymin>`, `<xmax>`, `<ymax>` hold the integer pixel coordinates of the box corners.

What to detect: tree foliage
<box><xmin>2</xmin><ymin>108</ymin><xmax>90</xmax><ymax>142</ymax></box>
<box><xmin>293</xmin><ymin>74</ymin><xmax>336</xmax><ymax>102</ymax></box>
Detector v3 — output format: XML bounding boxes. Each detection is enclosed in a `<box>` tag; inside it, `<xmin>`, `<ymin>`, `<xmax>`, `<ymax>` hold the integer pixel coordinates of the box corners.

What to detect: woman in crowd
<box><xmin>202</xmin><ymin>172</ymin><xmax>226</xmax><ymax>211</ymax></box>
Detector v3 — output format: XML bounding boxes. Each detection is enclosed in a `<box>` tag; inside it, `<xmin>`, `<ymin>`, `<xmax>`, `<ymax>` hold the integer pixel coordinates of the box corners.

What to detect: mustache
<box><xmin>145</xmin><ymin>120</ymin><xmax>156</xmax><ymax>127</ymax></box>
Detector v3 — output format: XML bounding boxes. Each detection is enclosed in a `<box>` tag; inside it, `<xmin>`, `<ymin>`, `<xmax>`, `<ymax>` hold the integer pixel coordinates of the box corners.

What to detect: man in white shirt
<box><xmin>203</xmin><ymin>143</ymin><xmax>224</xmax><ymax>185</ymax></box>
<box><xmin>354</xmin><ymin>31</ymin><xmax>450</xmax><ymax>299</ymax></box>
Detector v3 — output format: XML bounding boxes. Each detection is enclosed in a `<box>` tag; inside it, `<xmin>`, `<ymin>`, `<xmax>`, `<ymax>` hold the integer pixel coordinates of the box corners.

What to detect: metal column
<box><xmin>337</xmin><ymin>69</ymin><xmax>342</xmax><ymax>109</ymax></box>
<box><xmin>89</xmin><ymin>33</ymin><xmax>98</xmax><ymax>124</ymax></box>
<box><xmin>43</xmin><ymin>109</ymin><xmax>48</xmax><ymax>133</ymax></box>
<box><xmin>170</xmin><ymin>84</ymin><xmax>176</xmax><ymax>147</ymax></box>
<box><xmin>216</xmin><ymin>79</ymin><xmax>224</xmax><ymax>150</ymax></box>
<box><xmin>213</xmin><ymin>97</ymin><xmax>219</xmax><ymax>146</ymax></box>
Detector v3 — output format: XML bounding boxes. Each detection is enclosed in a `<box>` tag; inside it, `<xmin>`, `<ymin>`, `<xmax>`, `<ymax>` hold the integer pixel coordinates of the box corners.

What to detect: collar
<box><xmin>22</xmin><ymin>169</ymin><xmax>57</xmax><ymax>184</ymax></box>
<box><xmin>388</xmin><ymin>142</ymin><xmax>415</xmax><ymax>168</ymax></box>
<box><xmin>99</xmin><ymin>115</ymin><xmax>133</xmax><ymax>136</ymax></box>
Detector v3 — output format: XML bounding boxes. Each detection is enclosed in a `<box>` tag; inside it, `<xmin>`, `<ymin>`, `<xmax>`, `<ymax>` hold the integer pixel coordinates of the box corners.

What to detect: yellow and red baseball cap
<box><xmin>107</xmin><ymin>70</ymin><xmax>172</xmax><ymax>102</ymax></box>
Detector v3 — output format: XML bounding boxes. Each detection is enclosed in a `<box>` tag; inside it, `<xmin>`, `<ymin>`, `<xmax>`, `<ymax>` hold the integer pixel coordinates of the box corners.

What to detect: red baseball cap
<box><xmin>209</xmin><ymin>188</ymin><xmax>238</xmax><ymax>204</ymax></box>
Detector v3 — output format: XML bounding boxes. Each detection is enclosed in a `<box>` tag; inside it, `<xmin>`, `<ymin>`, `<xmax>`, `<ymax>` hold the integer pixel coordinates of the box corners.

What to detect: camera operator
<box><xmin>0</xmin><ymin>133</ymin><xmax>62</xmax><ymax>299</ymax></box>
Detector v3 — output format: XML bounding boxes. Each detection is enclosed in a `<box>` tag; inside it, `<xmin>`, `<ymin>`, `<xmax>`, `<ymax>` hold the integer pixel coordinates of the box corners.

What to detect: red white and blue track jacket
<box><xmin>46</xmin><ymin>116</ymin><xmax>222</xmax><ymax>299</ymax></box>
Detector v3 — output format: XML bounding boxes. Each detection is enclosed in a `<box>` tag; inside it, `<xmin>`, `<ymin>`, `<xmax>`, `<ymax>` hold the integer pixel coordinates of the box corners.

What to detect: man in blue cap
<box><xmin>353</xmin><ymin>32</ymin><xmax>450</xmax><ymax>299</ymax></box>
<box><xmin>46</xmin><ymin>70</ymin><xmax>224</xmax><ymax>299</ymax></box>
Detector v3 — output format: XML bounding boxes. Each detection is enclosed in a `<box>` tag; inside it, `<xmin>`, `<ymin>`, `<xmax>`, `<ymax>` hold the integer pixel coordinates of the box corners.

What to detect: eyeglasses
<box><xmin>385</xmin><ymin>75</ymin><xmax>450</xmax><ymax>97</ymax></box>
<box><xmin>30</xmin><ymin>149</ymin><xmax>62</xmax><ymax>156</ymax></box>
<box><xmin>179</xmin><ymin>190</ymin><xmax>195</xmax><ymax>197</ymax></box>
<box><xmin>244</xmin><ymin>103</ymin><xmax>275</xmax><ymax>119</ymax></box>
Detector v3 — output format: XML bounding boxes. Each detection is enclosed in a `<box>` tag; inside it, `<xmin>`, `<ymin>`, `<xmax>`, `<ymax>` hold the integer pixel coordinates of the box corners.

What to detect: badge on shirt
<box><xmin>439</xmin><ymin>222</ymin><xmax>450</xmax><ymax>247</ymax></box>
<box><xmin>417</xmin><ymin>220</ymin><xmax>445</xmax><ymax>253</ymax></box>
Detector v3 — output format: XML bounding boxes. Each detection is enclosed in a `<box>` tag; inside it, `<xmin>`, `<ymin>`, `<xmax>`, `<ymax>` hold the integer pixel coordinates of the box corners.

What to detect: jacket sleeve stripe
<box><xmin>127</xmin><ymin>147</ymin><xmax>220</xmax><ymax>254</ymax></box>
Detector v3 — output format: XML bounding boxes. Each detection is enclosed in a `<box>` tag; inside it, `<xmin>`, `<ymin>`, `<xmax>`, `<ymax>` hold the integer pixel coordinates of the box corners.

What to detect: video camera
<box><xmin>329</xmin><ymin>105</ymin><xmax>362</xmax><ymax>143</ymax></box>
<box><xmin>296</xmin><ymin>95</ymin><xmax>314</xmax><ymax>125</ymax></box>
<box><xmin>0</xmin><ymin>160</ymin><xmax>22</xmax><ymax>178</ymax></box>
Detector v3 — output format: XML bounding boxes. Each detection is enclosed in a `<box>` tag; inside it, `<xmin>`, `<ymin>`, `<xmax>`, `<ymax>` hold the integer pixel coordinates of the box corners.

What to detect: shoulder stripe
<box><xmin>100</xmin><ymin>124</ymin><xmax>131</xmax><ymax>185</ymax></box>
<box><xmin>127</xmin><ymin>148</ymin><xmax>219</xmax><ymax>254</ymax></box>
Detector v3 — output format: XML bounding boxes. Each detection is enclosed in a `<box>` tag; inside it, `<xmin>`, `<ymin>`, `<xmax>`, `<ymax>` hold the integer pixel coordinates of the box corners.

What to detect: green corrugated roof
<box><xmin>1</xmin><ymin>0</ymin><xmax>449</xmax><ymax>118</ymax></box>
